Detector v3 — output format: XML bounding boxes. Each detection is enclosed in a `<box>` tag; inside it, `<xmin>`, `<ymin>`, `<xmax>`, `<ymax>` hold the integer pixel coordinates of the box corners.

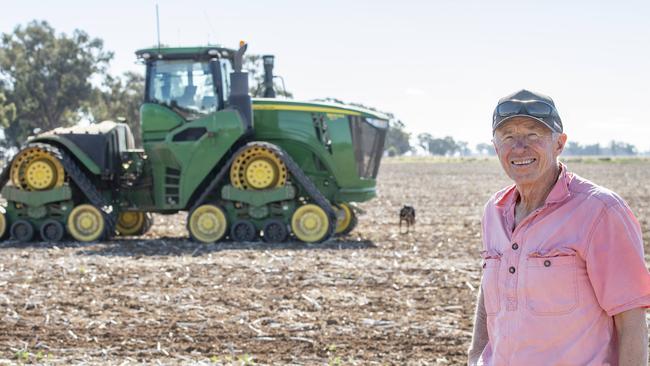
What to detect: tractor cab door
<box><xmin>140</xmin><ymin>58</ymin><xmax>246</xmax><ymax>210</ymax></box>
<box><xmin>145</xmin><ymin>60</ymin><xmax>221</xmax><ymax>121</ymax></box>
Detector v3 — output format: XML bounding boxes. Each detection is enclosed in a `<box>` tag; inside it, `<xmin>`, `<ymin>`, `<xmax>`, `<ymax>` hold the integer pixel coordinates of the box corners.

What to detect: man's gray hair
<box><xmin>552</xmin><ymin>132</ymin><xmax>561</xmax><ymax>141</ymax></box>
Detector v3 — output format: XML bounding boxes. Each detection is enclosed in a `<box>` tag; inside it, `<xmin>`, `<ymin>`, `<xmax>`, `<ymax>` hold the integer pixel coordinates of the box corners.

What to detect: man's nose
<box><xmin>512</xmin><ymin>137</ymin><xmax>528</xmax><ymax>150</ymax></box>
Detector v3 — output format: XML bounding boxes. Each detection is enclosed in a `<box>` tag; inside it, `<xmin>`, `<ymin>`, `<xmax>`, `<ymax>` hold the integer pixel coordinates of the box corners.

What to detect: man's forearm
<box><xmin>468</xmin><ymin>288</ymin><xmax>489</xmax><ymax>365</ymax></box>
<box><xmin>615</xmin><ymin>308</ymin><xmax>648</xmax><ymax>366</ymax></box>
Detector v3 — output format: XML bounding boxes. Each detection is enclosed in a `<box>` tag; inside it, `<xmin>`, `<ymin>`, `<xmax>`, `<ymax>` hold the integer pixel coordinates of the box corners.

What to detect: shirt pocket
<box><xmin>481</xmin><ymin>250</ymin><xmax>502</xmax><ymax>316</ymax></box>
<box><xmin>525</xmin><ymin>251</ymin><xmax>578</xmax><ymax>315</ymax></box>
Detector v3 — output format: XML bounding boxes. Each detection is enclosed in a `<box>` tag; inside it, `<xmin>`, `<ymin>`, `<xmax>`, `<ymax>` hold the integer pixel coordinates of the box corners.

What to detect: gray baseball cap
<box><xmin>492</xmin><ymin>89</ymin><xmax>563</xmax><ymax>133</ymax></box>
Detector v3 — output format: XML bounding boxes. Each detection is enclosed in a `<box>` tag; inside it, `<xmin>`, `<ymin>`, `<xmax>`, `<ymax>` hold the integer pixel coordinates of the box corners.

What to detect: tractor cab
<box><xmin>136</xmin><ymin>46</ymin><xmax>252</xmax><ymax>143</ymax></box>
<box><xmin>137</xmin><ymin>48</ymin><xmax>234</xmax><ymax>120</ymax></box>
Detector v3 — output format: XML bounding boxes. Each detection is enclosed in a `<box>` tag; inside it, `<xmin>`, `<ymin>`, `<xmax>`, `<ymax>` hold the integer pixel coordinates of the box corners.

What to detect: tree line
<box><xmin>385</xmin><ymin>120</ymin><xmax>647</xmax><ymax>157</ymax></box>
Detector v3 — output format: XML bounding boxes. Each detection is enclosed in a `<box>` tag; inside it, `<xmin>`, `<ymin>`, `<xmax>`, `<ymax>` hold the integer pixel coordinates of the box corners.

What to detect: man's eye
<box><xmin>528</xmin><ymin>134</ymin><xmax>540</xmax><ymax>140</ymax></box>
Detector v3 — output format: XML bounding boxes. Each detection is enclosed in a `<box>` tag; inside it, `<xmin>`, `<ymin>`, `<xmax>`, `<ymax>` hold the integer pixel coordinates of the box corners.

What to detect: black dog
<box><xmin>399</xmin><ymin>205</ymin><xmax>416</xmax><ymax>234</ymax></box>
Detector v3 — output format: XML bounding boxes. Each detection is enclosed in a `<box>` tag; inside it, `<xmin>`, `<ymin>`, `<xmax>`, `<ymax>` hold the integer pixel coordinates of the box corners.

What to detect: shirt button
<box><xmin>509</xmin><ymin>266</ymin><xmax>516</xmax><ymax>274</ymax></box>
<box><xmin>544</xmin><ymin>260</ymin><xmax>551</xmax><ymax>267</ymax></box>
<box><xmin>512</xmin><ymin>243</ymin><xmax>519</xmax><ymax>250</ymax></box>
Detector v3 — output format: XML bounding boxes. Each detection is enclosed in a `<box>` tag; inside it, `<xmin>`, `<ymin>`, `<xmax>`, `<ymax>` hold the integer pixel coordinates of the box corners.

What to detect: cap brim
<box><xmin>493</xmin><ymin>114</ymin><xmax>557</xmax><ymax>133</ymax></box>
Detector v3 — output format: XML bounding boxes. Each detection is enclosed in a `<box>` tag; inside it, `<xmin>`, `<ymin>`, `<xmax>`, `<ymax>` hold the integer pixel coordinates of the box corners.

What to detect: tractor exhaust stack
<box><xmin>229</xmin><ymin>41</ymin><xmax>253</xmax><ymax>130</ymax></box>
<box><xmin>262</xmin><ymin>55</ymin><xmax>276</xmax><ymax>98</ymax></box>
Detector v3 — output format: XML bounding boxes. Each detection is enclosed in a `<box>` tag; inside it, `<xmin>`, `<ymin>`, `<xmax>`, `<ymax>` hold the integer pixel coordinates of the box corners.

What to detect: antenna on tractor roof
<box><xmin>156</xmin><ymin>4</ymin><xmax>161</xmax><ymax>52</ymax></box>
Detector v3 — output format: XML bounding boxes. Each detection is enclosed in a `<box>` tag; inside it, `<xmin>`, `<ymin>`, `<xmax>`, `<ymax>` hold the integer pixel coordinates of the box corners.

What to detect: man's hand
<box><xmin>614</xmin><ymin>307</ymin><xmax>648</xmax><ymax>366</ymax></box>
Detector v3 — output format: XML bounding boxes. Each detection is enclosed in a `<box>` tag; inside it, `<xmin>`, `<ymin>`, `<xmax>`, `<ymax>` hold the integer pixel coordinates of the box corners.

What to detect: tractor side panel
<box><xmin>143</xmin><ymin>109</ymin><xmax>245</xmax><ymax>209</ymax></box>
<box><xmin>252</xmin><ymin>109</ymin><xmax>377</xmax><ymax>202</ymax></box>
<box><xmin>140</xmin><ymin>103</ymin><xmax>184</xmax><ymax>142</ymax></box>
<box><xmin>29</xmin><ymin>136</ymin><xmax>101</xmax><ymax>175</ymax></box>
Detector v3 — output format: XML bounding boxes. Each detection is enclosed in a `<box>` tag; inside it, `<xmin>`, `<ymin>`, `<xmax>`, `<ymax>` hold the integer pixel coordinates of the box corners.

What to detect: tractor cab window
<box><xmin>147</xmin><ymin>60</ymin><xmax>217</xmax><ymax>120</ymax></box>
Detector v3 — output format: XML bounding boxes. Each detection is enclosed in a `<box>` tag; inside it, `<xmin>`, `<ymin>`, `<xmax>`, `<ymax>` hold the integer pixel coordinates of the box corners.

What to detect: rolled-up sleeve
<box><xmin>585</xmin><ymin>202</ymin><xmax>650</xmax><ymax>317</ymax></box>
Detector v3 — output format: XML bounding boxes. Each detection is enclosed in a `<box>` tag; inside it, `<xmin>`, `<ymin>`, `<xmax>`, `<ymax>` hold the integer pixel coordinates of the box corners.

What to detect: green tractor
<box><xmin>0</xmin><ymin>42</ymin><xmax>388</xmax><ymax>244</ymax></box>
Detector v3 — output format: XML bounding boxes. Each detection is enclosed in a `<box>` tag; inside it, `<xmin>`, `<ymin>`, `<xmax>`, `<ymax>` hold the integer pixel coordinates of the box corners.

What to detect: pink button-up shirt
<box><xmin>480</xmin><ymin>165</ymin><xmax>650</xmax><ymax>365</ymax></box>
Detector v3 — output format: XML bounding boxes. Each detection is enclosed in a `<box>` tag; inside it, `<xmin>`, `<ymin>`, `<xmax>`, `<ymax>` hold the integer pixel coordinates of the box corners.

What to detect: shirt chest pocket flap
<box><xmin>526</xmin><ymin>248</ymin><xmax>578</xmax><ymax>315</ymax></box>
<box><xmin>481</xmin><ymin>250</ymin><xmax>502</xmax><ymax>315</ymax></box>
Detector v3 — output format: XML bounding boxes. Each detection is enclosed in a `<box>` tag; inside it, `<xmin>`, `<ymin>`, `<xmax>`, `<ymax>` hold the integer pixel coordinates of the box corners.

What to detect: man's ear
<box><xmin>556</xmin><ymin>133</ymin><xmax>568</xmax><ymax>155</ymax></box>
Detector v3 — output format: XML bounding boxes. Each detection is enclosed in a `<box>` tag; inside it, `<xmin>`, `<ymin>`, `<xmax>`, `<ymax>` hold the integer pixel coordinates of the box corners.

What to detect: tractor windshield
<box><xmin>147</xmin><ymin>60</ymin><xmax>217</xmax><ymax>120</ymax></box>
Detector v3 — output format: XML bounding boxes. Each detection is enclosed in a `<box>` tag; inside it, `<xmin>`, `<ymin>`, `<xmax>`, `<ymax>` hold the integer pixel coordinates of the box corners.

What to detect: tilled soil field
<box><xmin>1</xmin><ymin>159</ymin><xmax>649</xmax><ymax>365</ymax></box>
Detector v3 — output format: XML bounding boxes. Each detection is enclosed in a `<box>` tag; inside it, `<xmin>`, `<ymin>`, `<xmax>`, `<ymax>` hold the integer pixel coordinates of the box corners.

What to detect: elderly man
<box><xmin>468</xmin><ymin>90</ymin><xmax>650</xmax><ymax>365</ymax></box>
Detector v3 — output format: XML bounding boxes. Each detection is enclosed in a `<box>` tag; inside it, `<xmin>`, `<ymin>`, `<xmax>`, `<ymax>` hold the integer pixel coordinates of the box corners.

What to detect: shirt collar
<box><xmin>545</xmin><ymin>163</ymin><xmax>571</xmax><ymax>204</ymax></box>
<box><xmin>494</xmin><ymin>163</ymin><xmax>571</xmax><ymax>207</ymax></box>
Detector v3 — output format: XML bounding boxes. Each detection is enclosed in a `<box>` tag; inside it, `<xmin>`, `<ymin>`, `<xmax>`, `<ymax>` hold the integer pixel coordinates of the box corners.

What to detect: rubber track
<box><xmin>0</xmin><ymin>155</ymin><xmax>15</xmax><ymax>191</ymax></box>
<box><xmin>192</xmin><ymin>141</ymin><xmax>337</xmax><ymax>243</ymax></box>
<box><xmin>29</xmin><ymin>143</ymin><xmax>116</xmax><ymax>239</ymax></box>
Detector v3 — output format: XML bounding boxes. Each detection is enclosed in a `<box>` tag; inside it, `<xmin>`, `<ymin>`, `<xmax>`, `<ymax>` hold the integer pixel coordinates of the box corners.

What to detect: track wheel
<box><xmin>11</xmin><ymin>220</ymin><xmax>34</xmax><ymax>241</ymax></box>
<box><xmin>335</xmin><ymin>203</ymin><xmax>358</xmax><ymax>236</ymax></box>
<box><xmin>67</xmin><ymin>204</ymin><xmax>105</xmax><ymax>242</ymax></box>
<box><xmin>116</xmin><ymin>212</ymin><xmax>146</xmax><ymax>236</ymax></box>
<box><xmin>10</xmin><ymin>146</ymin><xmax>65</xmax><ymax>191</ymax></box>
<box><xmin>230</xmin><ymin>145</ymin><xmax>288</xmax><ymax>190</ymax></box>
<box><xmin>142</xmin><ymin>213</ymin><xmax>154</xmax><ymax>235</ymax></box>
<box><xmin>230</xmin><ymin>220</ymin><xmax>257</xmax><ymax>242</ymax></box>
<box><xmin>0</xmin><ymin>211</ymin><xmax>7</xmax><ymax>240</ymax></box>
<box><xmin>291</xmin><ymin>204</ymin><xmax>330</xmax><ymax>243</ymax></box>
<box><xmin>40</xmin><ymin>219</ymin><xmax>65</xmax><ymax>242</ymax></box>
<box><xmin>262</xmin><ymin>219</ymin><xmax>289</xmax><ymax>243</ymax></box>
<box><xmin>188</xmin><ymin>204</ymin><xmax>227</xmax><ymax>243</ymax></box>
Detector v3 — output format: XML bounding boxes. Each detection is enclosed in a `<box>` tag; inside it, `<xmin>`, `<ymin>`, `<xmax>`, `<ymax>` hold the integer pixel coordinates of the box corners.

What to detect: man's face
<box><xmin>493</xmin><ymin>116</ymin><xmax>567</xmax><ymax>186</ymax></box>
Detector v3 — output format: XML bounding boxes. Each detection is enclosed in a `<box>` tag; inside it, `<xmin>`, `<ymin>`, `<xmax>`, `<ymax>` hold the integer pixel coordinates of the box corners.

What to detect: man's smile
<box><xmin>510</xmin><ymin>158</ymin><xmax>537</xmax><ymax>166</ymax></box>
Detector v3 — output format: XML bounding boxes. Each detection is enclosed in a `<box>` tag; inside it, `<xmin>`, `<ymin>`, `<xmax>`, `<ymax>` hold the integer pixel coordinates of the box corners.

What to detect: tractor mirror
<box><xmin>233</xmin><ymin>41</ymin><xmax>248</xmax><ymax>72</ymax></box>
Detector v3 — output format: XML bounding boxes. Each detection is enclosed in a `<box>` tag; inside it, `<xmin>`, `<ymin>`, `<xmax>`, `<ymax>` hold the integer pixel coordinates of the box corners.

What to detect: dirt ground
<box><xmin>0</xmin><ymin>158</ymin><xmax>649</xmax><ymax>365</ymax></box>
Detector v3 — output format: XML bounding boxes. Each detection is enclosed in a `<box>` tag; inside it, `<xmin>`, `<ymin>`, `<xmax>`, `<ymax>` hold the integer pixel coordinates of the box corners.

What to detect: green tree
<box><xmin>608</xmin><ymin>140</ymin><xmax>637</xmax><ymax>156</ymax></box>
<box><xmin>0</xmin><ymin>92</ymin><xmax>16</xmax><ymax>130</ymax></box>
<box><xmin>87</xmin><ymin>71</ymin><xmax>145</xmax><ymax>145</ymax></box>
<box><xmin>385</xmin><ymin>119</ymin><xmax>411</xmax><ymax>156</ymax></box>
<box><xmin>0</xmin><ymin>20</ymin><xmax>113</xmax><ymax>148</ymax></box>
<box><xmin>457</xmin><ymin>140</ymin><xmax>470</xmax><ymax>156</ymax></box>
<box><xmin>476</xmin><ymin>142</ymin><xmax>496</xmax><ymax>156</ymax></box>
<box><xmin>417</xmin><ymin>132</ymin><xmax>434</xmax><ymax>154</ymax></box>
<box><xmin>564</xmin><ymin>141</ymin><xmax>583</xmax><ymax>156</ymax></box>
<box><xmin>0</xmin><ymin>92</ymin><xmax>16</xmax><ymax>159</ymax></box>
<box><xmin>418</xmin><ymin>133</ymin><xmax>458</xmax><ymax>156</ymax></box>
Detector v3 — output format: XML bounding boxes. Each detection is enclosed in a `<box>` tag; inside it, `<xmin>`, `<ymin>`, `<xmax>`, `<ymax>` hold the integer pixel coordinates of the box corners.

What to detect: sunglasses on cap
<box><xmin>495</xmin><ymin>100</ymin><xmax>556</xmax><ymax>118</ymax></box>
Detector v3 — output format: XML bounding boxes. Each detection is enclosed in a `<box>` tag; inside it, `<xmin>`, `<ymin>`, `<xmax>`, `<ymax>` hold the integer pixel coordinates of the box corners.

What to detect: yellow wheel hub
<box><xmin>116</xmin><ymin>211</ymin><xmax>146</xmax><ymax>236</ymax></box>
<box><xmin>67</xmin><ymin>204</ymin><xmax>105</xmax><ymax>242</ymax></box>
<box><xmin>0</xmin><ymin>212</ymin><xmax>7</xmax><ymax>239</ymax></box>
<box><xmin>335</xmin><ymin>203</ymin><xmax>354</xmax><ymax>234</ymax></box>
<box><xmin>11</xmin><ymin>146</ymin><xmax>65</xmax><ymax>191</ymax></box>
<box><xmin>230</xmin><ymin>146</ymin><xmax>287</xmax><ymax>190</ymax></box>
<box><xmin>188</xmin><ymin>204</ymin><xmax>227</xmax><ymax>243</ymax></box>
<box><xmin>291</xmin><ymin>204</ymin><xmax>330</xmax><ymax>243</ymax></box>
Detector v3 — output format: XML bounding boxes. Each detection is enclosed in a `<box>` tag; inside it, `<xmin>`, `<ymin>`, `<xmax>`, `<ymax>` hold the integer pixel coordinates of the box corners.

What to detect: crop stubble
<box><xmin>0</xmin><ymin>159</ymin><xmax>648</xmax><ymax>365</ymax></box>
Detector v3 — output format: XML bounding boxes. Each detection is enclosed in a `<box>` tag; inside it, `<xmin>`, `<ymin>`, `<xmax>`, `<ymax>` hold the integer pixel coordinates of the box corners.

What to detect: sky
<box><xmin>1</xmin><ymin>0</ymin><xmax>649</xmax><ymax>151</ymax></box>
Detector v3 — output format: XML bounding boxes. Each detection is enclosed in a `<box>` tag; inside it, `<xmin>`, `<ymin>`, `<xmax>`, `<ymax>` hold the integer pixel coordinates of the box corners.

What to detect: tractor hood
<box><xmin>252</xmin><ymin>98</ymin><xmax>390</xmax><ymax>127</ymax></box>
